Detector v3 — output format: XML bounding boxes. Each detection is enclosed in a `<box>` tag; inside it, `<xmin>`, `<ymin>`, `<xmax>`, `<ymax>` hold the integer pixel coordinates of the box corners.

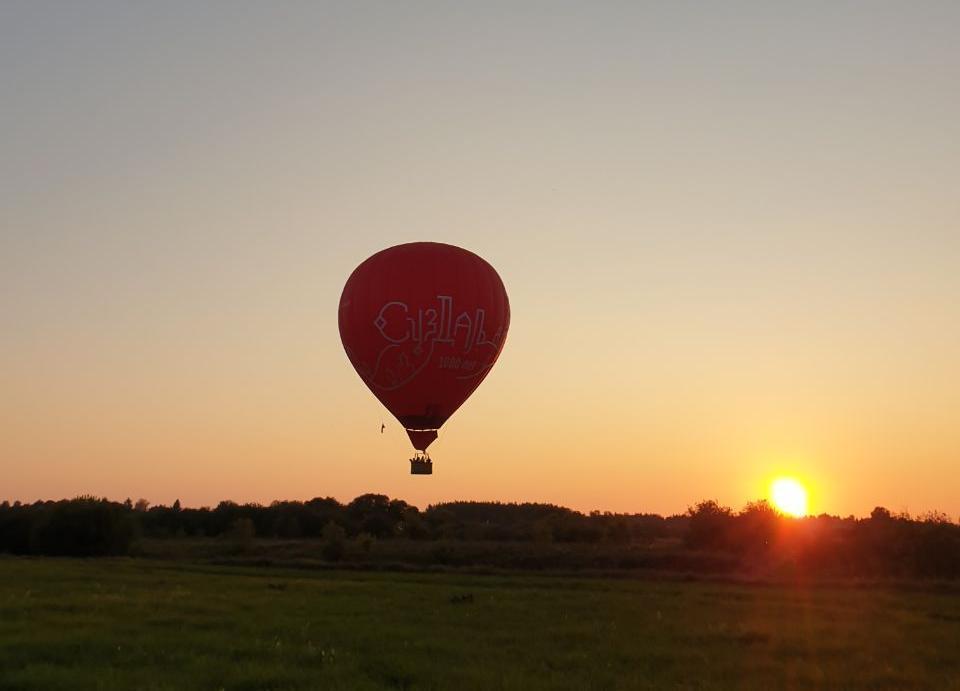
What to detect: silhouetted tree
<box><xmin>226</xmin><ymin>517</ymin><xmax>255</xmax><ymax>552</ymax></box>
<box><xmin>3</xmin><ymin>492</ymin><xmax>959</xmax><ymax>578</ymax></box>
<box><xmin>685</xmin><ymin>500</ymin><xmax>734</xmax><ymax>549</ymax></box>
<box><xmin>26</xmin><ymin>497</ymin><xmax>136</xmax><ymax>556</ymax></box>
<box><xmin>321</xmin><ymin>521</ymin><xmax>347</xmax><ymax>561</ymax></box>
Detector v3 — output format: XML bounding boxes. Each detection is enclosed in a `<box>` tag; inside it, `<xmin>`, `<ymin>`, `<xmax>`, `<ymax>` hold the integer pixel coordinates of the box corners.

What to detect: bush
<box><xmin>321</xmin><ymin>521</ymin><xmax>346</xmax><ymax>562</ymax></box>
<box><xmin>685</xmin><ymin>500</ymin><xmax>733</xmax><ymax>549</ymax></box>
<box><xmin>226</xmin><ymin>518</ymin><xmax>256</xmax><ymax>553</ymax></box>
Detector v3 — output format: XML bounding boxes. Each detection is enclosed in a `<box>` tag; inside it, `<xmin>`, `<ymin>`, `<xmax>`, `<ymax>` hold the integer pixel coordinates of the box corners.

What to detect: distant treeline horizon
<box><xmin>4</xmin><ymin>494</ymin><xmax>957</xmax><ymax>523</ymax></box>
<box><xmin>2</xmin><ymin>494</ymin><xmax>959</xmax><ymax>579</ymax></box>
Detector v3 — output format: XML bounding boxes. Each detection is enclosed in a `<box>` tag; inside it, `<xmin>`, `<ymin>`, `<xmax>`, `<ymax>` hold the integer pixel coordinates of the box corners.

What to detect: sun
<box><xmin>770</xmin><ymin>477</ymin><xmax>809</xmax><ymax>517</ymax></box>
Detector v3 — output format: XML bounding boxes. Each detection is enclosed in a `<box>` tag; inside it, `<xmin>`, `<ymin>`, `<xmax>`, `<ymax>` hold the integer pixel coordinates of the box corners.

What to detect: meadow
<box><xmin>1</xmin><ymin>557</ymin><xmax>959</xmax><ymax>690</ymax></box>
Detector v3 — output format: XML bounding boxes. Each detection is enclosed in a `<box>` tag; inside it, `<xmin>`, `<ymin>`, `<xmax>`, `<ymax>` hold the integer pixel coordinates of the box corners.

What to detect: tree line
<box><xmin>1</xmin><ymin>495</ymin><xmax>958</xmax><ymax>578</ymax></box>
<box><xmin>0</xmin><ymin>495</ymin><xmax>674</xmax><ymax>552</ymax></box>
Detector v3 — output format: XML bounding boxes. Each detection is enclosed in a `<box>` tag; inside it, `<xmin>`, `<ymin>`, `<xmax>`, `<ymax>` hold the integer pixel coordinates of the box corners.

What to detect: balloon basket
<box><xmin>410</xmin><ymin>455</ymin><xmax>433</xmax><ymax>475</ymax></box>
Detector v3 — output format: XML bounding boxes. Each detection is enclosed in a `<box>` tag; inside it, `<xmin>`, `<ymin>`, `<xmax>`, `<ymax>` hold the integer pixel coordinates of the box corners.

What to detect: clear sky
<box><xmin>3</xmin><ymin>2</ymin><xmax>958</xmax><ymax>517</ymax></box>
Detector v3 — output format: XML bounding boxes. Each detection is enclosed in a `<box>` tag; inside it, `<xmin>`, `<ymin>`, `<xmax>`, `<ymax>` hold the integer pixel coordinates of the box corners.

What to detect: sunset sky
<box><xmin>3</xmin><ymin>2</ymin><xmax>959</xmax><ymax>517</ymax></box>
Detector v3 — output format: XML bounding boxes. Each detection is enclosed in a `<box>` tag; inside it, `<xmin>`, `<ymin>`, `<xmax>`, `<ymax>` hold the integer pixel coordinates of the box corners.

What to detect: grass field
<box><xmin>1</xmin><ymin>558</ymin><xmax>959</xmax><ymax>690</ymax></box>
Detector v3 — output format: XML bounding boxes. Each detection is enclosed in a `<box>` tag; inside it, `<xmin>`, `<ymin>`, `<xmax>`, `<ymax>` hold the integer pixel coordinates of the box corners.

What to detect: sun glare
<box><xmin>770</xmin><ymin>477</ymin><xmax>809</xmax><ymax>517</ymax></box>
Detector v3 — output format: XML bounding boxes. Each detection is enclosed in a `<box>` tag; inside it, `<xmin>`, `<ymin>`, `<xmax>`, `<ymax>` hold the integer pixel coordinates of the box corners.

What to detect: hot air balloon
<box><xmin>338</xmin><ymin>242</ymin><xmax>510</xmax><ymax>474</ymax></box>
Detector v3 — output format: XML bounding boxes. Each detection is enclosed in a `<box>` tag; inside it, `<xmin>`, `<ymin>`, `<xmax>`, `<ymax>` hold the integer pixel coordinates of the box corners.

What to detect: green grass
<box><xmin>1</xmin><ymin>557</ymin><xmax>958</xmax><ymax>690</ymax></box>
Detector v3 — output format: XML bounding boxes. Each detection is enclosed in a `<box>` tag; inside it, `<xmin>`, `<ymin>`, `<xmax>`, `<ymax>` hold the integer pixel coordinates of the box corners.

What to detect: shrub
<box><xmin>321</xmin><ymin>521</ymin><xmax>347</xmax><ymax>562</ymax></box>
<box><xmin>226</xmin><ymin>518</ymin><xmax>256</xmax><ymax>552</ymax></box>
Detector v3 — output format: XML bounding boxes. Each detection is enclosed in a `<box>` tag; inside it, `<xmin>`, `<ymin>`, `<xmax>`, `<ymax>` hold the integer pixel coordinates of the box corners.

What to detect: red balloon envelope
<box><xmin>339</xmin><ymin>242</ymin><xmax>510</xmax><ymax>456</ymax></box>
